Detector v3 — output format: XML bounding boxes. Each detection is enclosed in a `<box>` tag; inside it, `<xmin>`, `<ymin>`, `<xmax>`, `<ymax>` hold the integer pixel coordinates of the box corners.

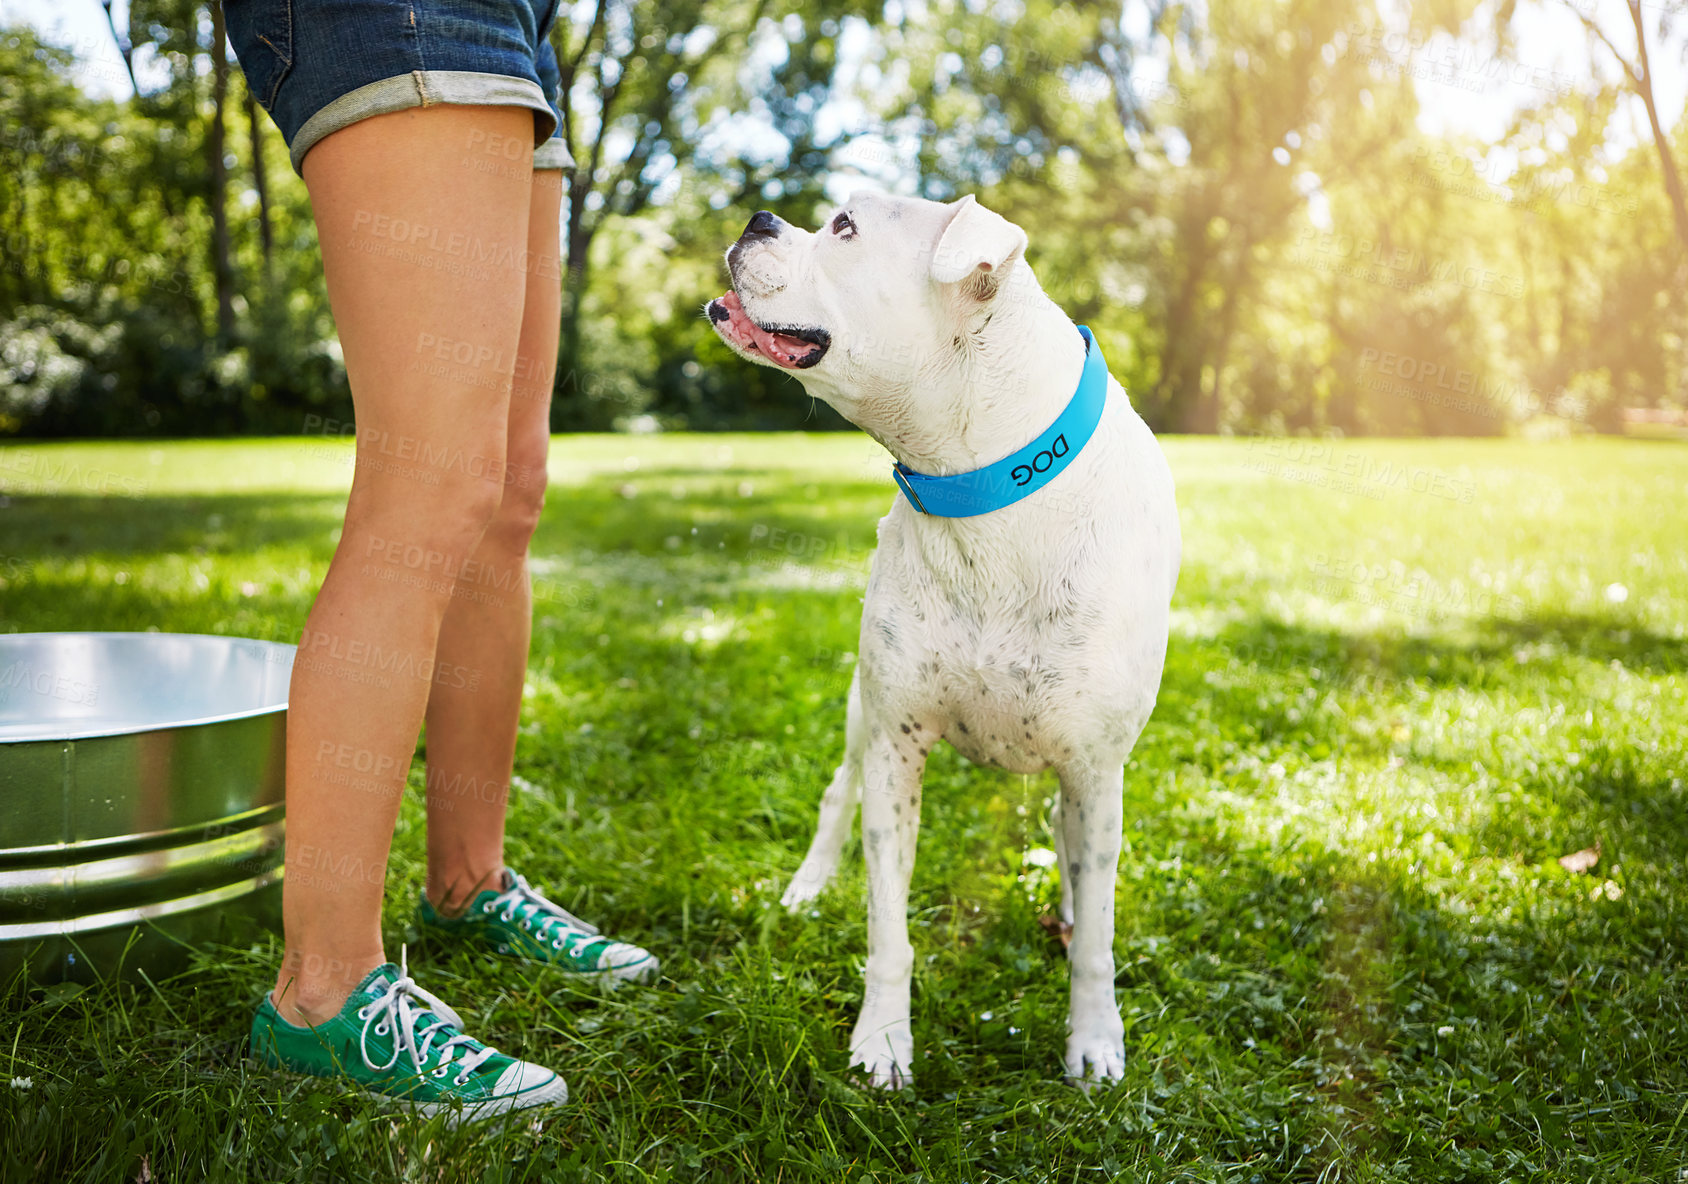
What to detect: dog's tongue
<box><xmin>716</xmin><ymin>290</ymin><xmax>813</xmax><ymax>368</ymax></box>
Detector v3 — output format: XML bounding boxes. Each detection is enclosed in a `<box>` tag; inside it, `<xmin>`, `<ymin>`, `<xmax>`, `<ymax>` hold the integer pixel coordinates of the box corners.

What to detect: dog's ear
<box><xmin>930</xmin><ymin>194</ymin><xmax>1027</xmax><ymax>303</ymax></box>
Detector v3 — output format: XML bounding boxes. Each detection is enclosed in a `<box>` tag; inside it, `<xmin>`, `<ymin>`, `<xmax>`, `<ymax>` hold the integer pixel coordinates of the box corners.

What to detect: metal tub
<box><xmin>0</xmin><ymin>632</ymin><xmax>292</xmax><ymax>983</ymax></box>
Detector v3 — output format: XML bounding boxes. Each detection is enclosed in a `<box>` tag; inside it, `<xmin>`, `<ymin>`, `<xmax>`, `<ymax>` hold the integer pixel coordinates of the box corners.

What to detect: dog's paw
<box><xmin>1063</xmin><ymin>1033</ymin><xmax>1126</xmax><ymax>1091</ymax></box>
<box><xmin>779</xmin><ymin>864</ymin><xmax>833</xmax><ymax>912</ymax></box>
<box><xmin>849</xmin><ymin>1046</ymin><xmax>915</xmax><ymax>1091</ymax></box>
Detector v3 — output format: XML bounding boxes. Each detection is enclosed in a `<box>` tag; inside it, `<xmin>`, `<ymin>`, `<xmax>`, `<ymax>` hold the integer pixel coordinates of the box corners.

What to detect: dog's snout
<box><xmin>727</xmin><ymin>211</ymin><xmax>785</xmax><ymax>281</ymax></box>
<box><xmin>741</xmin><ymin>210</ymin><xmax>783</xmax><ymax>241</ymax></box>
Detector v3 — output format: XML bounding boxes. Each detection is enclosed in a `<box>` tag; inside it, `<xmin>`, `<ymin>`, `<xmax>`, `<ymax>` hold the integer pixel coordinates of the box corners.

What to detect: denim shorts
<box><xmin>225</xmin><ymin>0</ymin><xmax>574</xmax><ymax>177</ymax></box>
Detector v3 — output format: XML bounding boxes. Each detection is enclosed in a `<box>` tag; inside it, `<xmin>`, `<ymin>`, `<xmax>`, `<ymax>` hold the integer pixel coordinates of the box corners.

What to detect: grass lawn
<box><xmin>1</xmin><ymin>433</ymin><xmax>1686</xmax><ymax>1183</ymax></box>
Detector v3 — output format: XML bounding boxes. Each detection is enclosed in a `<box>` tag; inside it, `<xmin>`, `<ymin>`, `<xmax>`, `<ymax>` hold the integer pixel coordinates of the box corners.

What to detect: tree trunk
<box><xmin>208</xmin><ymin>2</ymin><xmax>235</xmax><ymax>345</ymax></box>
<box><xmin>245</xmin><ymin>88</ymin><xmax>273</xmax><ymax>283</ymax></box>
<box><xmin>558</xmin><ymin>173</ymin><xmax>595</xmax><ymax>396</ymax></box>
<box><xmin>1197</xmin><ymin>227</ymin><xmax>1256</xmax><ymax>434</ymax></box>
<box><xmin>100</xmin><ymin>0</ymin><xmax>140</xmax><ymax>95</ymax></box>
<box><xmin>1173</xmin><ymin>349</ymin><xmax>1216</xmax><ymax>434</ymax></box>
<box><xmin>1626</xmin><ymin>0</ymin><xmax>1688</xmax><ymax>265</ymax></box>
<box><xmin>1153</xmin><ymin>207</ymin><xmax>1214</xmax><ymax>433</ymax></box>
<box><xmin>1324</xmin><ymin>282</ymin><xmax>1354</xmax><ymax>433</ymax></box>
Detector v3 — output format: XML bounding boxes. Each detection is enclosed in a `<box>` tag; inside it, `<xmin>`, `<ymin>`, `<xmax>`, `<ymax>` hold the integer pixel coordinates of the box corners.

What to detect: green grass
<box><xmin>2</xmin><ymin>433</ymin><xmax>1686</xmax><ymax>1182</ymax></box>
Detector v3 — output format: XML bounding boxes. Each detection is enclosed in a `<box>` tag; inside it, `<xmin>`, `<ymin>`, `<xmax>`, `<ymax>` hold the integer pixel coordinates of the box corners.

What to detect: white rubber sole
<box><xmin>405</xmin><ymin>1071</ymin><xmax>570</xmax><ymax>1128</ymax></box>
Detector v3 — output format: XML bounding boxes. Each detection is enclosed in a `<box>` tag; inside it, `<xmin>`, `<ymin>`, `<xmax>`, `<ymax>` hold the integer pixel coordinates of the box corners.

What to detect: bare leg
<box><xmin>781</xmin><ymin>668</ymin><xmax>865</xmax><ymax>910</ymax></box>
<box><xmin>1057</xmin><ymin>759</ymin><xmax>1126</xmax><ymax>1084</ymax></box>
<box><xmin>272</xmin><ymin>105</ymin><xmax>534</xmax><ymax>1026</ymax></box>
<box><xmin>422</xmin><ymin>166</ymin><xmax>564</xmax><ymax>914</ymax></box>
<box><xmin>849</xmin><ymin>710</ymin><xmax>930</xmax><ymax>1088</ymax></box>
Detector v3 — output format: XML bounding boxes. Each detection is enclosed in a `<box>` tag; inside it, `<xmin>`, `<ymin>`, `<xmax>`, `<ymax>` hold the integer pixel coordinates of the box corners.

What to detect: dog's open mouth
<box><xmin>707</xmin><ymin>291</ymin><xmax>830</xmax><ymax>370</ymax></box>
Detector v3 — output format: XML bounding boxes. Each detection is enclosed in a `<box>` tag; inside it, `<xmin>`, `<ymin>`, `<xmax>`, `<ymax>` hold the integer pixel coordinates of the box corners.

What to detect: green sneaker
<box><xmin>250</xmin><ymin>951</ymin><xmax>567</xmax><ymax>1125</ymax></box>
<box><xmin>419</xmin><ymin>866</ymin><xmax>659</xmax><ymax>985</ymax></box>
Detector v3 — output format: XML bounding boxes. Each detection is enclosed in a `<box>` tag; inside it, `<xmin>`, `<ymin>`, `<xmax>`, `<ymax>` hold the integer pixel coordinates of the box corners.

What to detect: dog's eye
<box><xmin>830</xmin><ymin>211</ymin><xmax>857</xmax><ymax>238</ymax></box>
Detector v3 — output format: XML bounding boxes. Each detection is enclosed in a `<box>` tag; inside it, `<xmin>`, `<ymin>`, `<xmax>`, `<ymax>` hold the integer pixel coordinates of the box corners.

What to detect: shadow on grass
<box><xmin>534</xmin><ymin>488</ymin><xmax>887</xmax><ymax>560</ymax></box>
<box><xmin>1201</xmin><ymin>610</ymin><xmax>1688</xmax><ymax>683</ymax></box>
<box><xmin>0</xmin><ymin>491</ymin><xmax>346</xmax><ymax>560</ymax></box>
<box><xmin>1151</xmin><ymin>611</ymin><xmax>1688</xmax><ymax>863</ymax></box>
<box><xmin>566</xmin><ymin>599</ymin><xmax>1688</xmax><ymax>1179</ymax></box>
<box><xmin>0</xmin><ymin>492</ymin><xmax>345</xmax><ymax>637</ymax></box>
<box><xmin>1092</xmin><ymin>824</ymin><xmax>1687</xmax><ymax>1180</ymax></box>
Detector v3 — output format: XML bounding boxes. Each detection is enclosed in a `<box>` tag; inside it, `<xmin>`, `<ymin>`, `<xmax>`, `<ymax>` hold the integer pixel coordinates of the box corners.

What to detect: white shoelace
<box><xmin>483</xmin><ymin>870</ymin><xmax>601</xmax><ymax>946</ymax></box>
<box><xmin>357</xmin><ymin>948</ymin><xmax>497</xmax><ymax>1087</ymax></box>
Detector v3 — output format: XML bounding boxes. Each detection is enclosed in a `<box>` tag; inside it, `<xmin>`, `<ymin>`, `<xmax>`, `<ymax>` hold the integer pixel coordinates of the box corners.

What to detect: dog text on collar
<box><xmin>1012</xmin><ymin>434</ymin><xmax>1069</xmax><ymax>486</ymax></box>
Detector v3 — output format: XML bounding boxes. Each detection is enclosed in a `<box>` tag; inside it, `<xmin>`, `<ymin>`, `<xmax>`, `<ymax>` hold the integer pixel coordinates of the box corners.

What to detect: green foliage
<box><xmin>548</xmin><ymin>0</ymin><xmax>877</xmax><ymax>430</ymax></box>
<box><xmin>1</xmin><ymin>3</ymin><xmax>1684</xmax><ymax>437</ymax></box>
<box><xmin>865</xmin><ymin>0</ymin><xmax>1687</xmax><ymax>434</ymax></box>
<box><xmin>0</xmin><ymin>22</ymin><xmax>344</xmax><ymax>436</ymax></box>
<box><xmin>1</xmin><ymin>434</ymin><xmax>1686</xmax><ymax>1180</ymax></box>
<box><xmin>1</xmin><ymin>4</ymin><xmax>878</xmax><ymax>436</ymax></box>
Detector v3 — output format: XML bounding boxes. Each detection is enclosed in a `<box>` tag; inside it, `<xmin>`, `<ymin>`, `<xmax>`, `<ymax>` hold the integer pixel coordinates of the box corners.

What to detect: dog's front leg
<box><xmin>848</xmin><ymin>720</ymin><xmax>928</xmax><ymax>1089</ymax></box>
<box><xmin>1057</xmin><ymin>760</ymin><xmax>1126</xmax><ymax>1086</ymax></box>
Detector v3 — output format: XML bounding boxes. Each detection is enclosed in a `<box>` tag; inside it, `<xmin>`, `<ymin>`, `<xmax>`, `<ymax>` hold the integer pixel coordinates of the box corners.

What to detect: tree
<box><xmin>1552</xmin><ymin>0</ymin><xmax>1688</xmax><ymax>264</ymax></box>
<box><xmin>207</xmin><ymin>0</ymin><xmax>233</xmax><ymax>345</ymax></box>
<box><xmin>245</xmin><ymin>87</ymin><xmax>274</xmax><ymax>282</ymax></box>
<box><xmin>867</xmin><ymin>0</ymin><xmax>1431</xmax><ymax>432</ymax></box>
<box><xmin>548</xmin><ymin>0</ymin><xmax>876</xmax><ymax>410</ymax></box>
<box><xmin>4</xmin><ymin>0</ymin><xmax>1682</xmax><ymax>437</ymax></box>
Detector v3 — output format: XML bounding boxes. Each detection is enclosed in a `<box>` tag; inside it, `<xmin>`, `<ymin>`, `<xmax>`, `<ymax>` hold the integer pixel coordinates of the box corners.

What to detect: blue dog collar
<box><xmin>892</xmin><ymin>325</ymin><xmax>1109</xmax><ymax>518</ymax></box>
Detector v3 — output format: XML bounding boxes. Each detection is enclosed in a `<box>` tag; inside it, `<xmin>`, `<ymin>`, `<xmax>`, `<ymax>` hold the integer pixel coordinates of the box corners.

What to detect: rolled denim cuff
<box><xmin>533</xmin><ymin>137</ymin><xmax>575</xmax><ymax>171</ymax></box>
<box><xmin>291</xmin><ymin>70</ymin><xmax>557</xmax><ymax>175</ymax></box>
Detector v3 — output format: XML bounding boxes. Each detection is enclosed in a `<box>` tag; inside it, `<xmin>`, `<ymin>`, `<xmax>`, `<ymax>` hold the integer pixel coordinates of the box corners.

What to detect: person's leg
<box><xmin>273</xmin><ymin>103</ymin><xmax>534</xmax><ymax>1026</ymax></box>
<box><xmin>421</xmin><ymin>166</ymin><xmax>563</xmax><ymax>913</ymax></box>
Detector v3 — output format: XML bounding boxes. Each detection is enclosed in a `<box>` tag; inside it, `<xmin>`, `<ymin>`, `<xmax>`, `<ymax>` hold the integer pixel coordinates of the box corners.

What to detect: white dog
<box><xmin>707</xmin><ymin>192</ymin><xmax>1180</xmax><ymax>1088</ymax></box>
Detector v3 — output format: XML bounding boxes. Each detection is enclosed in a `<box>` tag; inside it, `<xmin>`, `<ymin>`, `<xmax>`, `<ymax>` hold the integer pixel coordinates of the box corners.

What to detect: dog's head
<box><xmin>707</xmin><ymin>192</ymin><xmax>1034</xmax><ymax>420</ymax></box>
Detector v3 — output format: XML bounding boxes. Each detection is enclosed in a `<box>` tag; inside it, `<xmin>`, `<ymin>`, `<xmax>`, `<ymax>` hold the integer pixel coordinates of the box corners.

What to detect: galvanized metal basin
<box><xmin>0</xmin><ymin>632</ymin><xmax>292</xmax><ymax>983</ymax></box>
